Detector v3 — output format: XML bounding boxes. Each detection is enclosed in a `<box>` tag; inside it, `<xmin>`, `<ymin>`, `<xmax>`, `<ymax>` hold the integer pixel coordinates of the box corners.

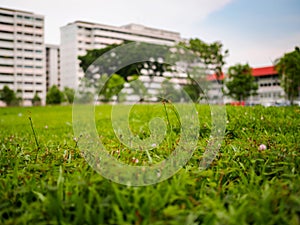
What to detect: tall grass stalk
<box><xmin>28</xmin><ymin>116</ymin><xmax>40</xmax><ymax>162</ymax></box>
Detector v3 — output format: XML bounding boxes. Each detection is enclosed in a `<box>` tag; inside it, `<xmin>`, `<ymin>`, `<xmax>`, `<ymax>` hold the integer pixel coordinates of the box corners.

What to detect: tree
<box><xmin>100</xmin><ymin>74</ymin><xmax>125</xmax><ymax>102</ymax></box>
<box><xmin>46</xmin><ymin>85</ymin><xmax>64</xmax><ymax>105</ymax></box>
<box><xmin>128</xmin><ymin>75</ymin><xmax>149</xmax><ymax>101</ymax></box>
<box><xmin>63</xmin><ymin>87</ymin><xmax>75</xmax><ymax>104</ymax></box>
<box><xmin>32</xmin><ymin>93</ymin><xmax>41</xmax><ymax>106</ymax></box>
<box><xmin>0</xmin><ymin>85</ymin><xmax>17</xmax><ymax>106</ymax></box>
<box><xmin>179</xmin><ymin>38</ymin><xmax>229</xmax><ymax>78</ymax></box>
<box><xmin>78</xmin><ymin>41</ymin><xmax>169</xmax><ymax>82</ymax></box>
<box><xmin>159</xmin><ymin>79</ymin><xmax>182</xmax><ymax>102</ymax></box>
<box><xmin>275</xmin><ymin>47</ymin><xmax>300</xmax><ymax>104</ymax></box>
<box><xmin>224</xmin><ymin>63</ymin><xmax>258</xmax><ymax>103</ymax></box>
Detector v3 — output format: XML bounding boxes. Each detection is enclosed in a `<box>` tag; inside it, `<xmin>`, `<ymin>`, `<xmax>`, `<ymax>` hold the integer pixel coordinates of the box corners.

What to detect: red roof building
<box><xmin>206</xmin><ymin>65</ymin><xmax>286</xmax><ymax>105</ymax></box>
<box><xmin>251</xmin><ymin>66</ymin><xmax>278</xmax><ymax>77</ymax></box>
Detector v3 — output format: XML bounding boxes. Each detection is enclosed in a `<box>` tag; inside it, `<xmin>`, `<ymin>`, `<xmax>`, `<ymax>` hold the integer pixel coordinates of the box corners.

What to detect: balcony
<box><xmin>0</xmin><ymin>32</ymin><xmax>14</xmax><ymax>40</ymax></box>
<box><xmin>19</xmin><ymin>67</ymin><xmax>33</xmax><ymax>74</ymax></box>
<box><xmin>0</xmin><ymin>58</ymin><xmax>14</xmax><ymax>65</ymax></box>
<box><xmin>1</xmin><ymin>49</ymin><xmax>14</xmax><ymax>57</ymax></box>
<box><xmin>0</xmin><ymin>15</ymin><xmax>14</xmax><ymax>24</ymax></box>
<box><xmin>0</xmin><ymin>24</ymin><xmax>14</xmax><ymax>32</ymax></box>
<box><xmin>0</xmin><ymin>66</ymin><xmax>14</xmax><ymax>73</ymax></box>
<box><xmin>0</xmin><ymin>75</ymin><xmax>14</xmax><ymax>82</ymax></box>
<box><xmin>0</xmin><ymin>40</ymin><xmax>14</xmax><ymax>48</ymax></box>
<box><xmin>34</xmin><ymin>28</ymin><xmax>43</xmax><ymax>35</ymax></box>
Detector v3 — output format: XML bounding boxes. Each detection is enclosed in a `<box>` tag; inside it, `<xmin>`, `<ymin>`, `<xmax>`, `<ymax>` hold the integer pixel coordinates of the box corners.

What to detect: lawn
<box><xmin>0</xmin><ymin>104</ymin><xmax>299</xmax><ymax>225</ymax></box>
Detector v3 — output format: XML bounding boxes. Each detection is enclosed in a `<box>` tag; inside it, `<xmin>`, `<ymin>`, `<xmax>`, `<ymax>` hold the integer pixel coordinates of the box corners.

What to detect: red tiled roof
<box><xmin>207</xmin><ymin>73</ymin><xmax>225</xmax><ymax>81</ymax></box>
<box><xmin>251</xmin><ymin>66</ymin><xmax>277</xmax><ymax>77</ymax></box>
<box><xmin>206</xmin><ymin>66</ymin><xmax>277</xmax><ymax>80</ymax></box>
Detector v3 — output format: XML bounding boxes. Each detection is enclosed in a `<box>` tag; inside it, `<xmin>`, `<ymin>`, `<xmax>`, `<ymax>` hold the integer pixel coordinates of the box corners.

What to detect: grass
<box><xmin>0</xmin><ymin>104</ymin><xmax>299</xmax><ymax>225</ymax></box>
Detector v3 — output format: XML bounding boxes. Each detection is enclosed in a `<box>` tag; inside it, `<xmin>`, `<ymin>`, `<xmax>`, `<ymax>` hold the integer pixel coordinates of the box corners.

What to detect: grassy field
<box><xmin>0</xmin><ymin>104</ymin><xmax>300</xmax><ymax>225</ymax></box>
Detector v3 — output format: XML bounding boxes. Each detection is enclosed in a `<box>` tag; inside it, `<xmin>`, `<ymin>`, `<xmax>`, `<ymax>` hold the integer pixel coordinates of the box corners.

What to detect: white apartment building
<box><xmin>45</xmin><ymin>44</ymin><xmax>60</xmax><ymax>91</ymax></box>
<box><xmin>251</xmin><ymin>66</ymin><xmax>284</xmax><ymax>104</ymax></box>
<box><xmin>0</xmin><ymin>7</ymin><xmax>46</xmax><ymax>106</ymax></box>
<box><xmin>60</xmin><ymin>21</ymin><xmax>182</xmax><ymax>89</ymax></box>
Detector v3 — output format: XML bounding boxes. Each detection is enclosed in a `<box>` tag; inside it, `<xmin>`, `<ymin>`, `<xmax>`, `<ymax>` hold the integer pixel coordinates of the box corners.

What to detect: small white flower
<box><xmin>73</xmin><ymin>137</ymin><xmax>77</xmax><ymax>142</ymax></box>
<box><xmin>44</xmin><ymin>125</ymin><xmax>48</xmax><ymax>129</ymax></box>
<box><xmin>258</xmin><ymin>144</ymin><xmax>267</xmax><ymax>151</ymax></box>
<box><xmin>151</xmin><ymin>143</ymin><xmax>157</xmax><ymax>148</ymax></box>
<box><xmin>157</xmin><ymin>171</ymin><xmax>161</xmax><ymax>178</ymax></box>
<box><xmin>132</xmin><ymin>157</ymin><xmax>139</xmax><ymax>163</ymax></box>
<box><xmin>18</xmin><ymin>113</ymin><xmax>22</xmax><ymax>117</ymax></box>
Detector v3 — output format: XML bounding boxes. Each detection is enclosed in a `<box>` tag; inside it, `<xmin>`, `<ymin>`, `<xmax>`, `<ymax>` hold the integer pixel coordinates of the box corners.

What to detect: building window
<box><xmin>0</xmin><ymin>21</ymin><xmax>14</xmax><ymax>26</ymax></box>
<box><xmin>0</xmin><ymin>38</ymin><xmax>14</xmax><ymax>42</ymax></box>
<box><xmin>0</xmin><ymin>64</ymin><xmax>14</xmax><ymax>67</ymax></box>
<box><xmin>0</xmin><ymin>81</ymin><xmax>13</xmax><ymax>84</ymax></box>
<box><xmin>0</xmin><ymin>56</ymin><xmax>14</xmax><ymax>59</ymax></box>
<box><xmin>0</xmin><ymin>47</ymin><xmax>14</xmax><ymax>51</ymax></box>
<box><xmin>0</xmin><ymin>30</ymin><xmax>14</xmax><ymax>34</ymax></box>
<box><xmin>0</xmin><ymin>73</ymin><xmax>14</xmax><ymax>76</ymax></box>
<box><xmin>0</xmin><ymin>13</ymin><xmax>13</xmax><ymax>18</ymax></box>
<box><xmin>24</xmin><ymin>16</ymin><xmax>33</xmax><ymax>20</ymax></box>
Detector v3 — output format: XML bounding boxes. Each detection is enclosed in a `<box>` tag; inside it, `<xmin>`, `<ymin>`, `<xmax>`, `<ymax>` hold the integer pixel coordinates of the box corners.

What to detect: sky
<box><xmin>0</xmin><ymin>0</ymin><xmax>299</xmax><ymax>68</ymax></box>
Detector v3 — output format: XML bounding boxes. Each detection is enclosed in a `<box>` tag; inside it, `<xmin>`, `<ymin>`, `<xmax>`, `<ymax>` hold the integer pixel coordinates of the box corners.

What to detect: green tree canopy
<box><xmin>78</xmin><ymin>41</ymin><xmax>169</xmax><ymax>82</ymax></box>
<box><xmin>128</xmin><ymin>75</ymin><xmax>149</xmax><ymax>101</ymax></box>
<box><xmin>179</xmin><ymin>38</ymin><xmax>229</xmax><ymax>78</ymax></box>
<box><xmin>224</xmin><ymin>63</ymin><xmax>258</xmax><ymax>103</ymax></box>
<box><xmin>275</xmin><ymin>46</ymin><xmax>300</xmax><ymax>104</ymax></box>
<box><xmin>63</xmin><ymin>87</ymin><xmax>75</xmax><ymax>104</ymax></box>
<box><xmin>46</xmin><ymin>85</ymin><xmax>64</xmax><ymax>105</ymax></box>
<box><xmin>32</xmin><ymin>93</ymin><xmax>41</xmax><ymax>106</ymax></box>
<box><xmin>0</xmin><ymin>85</ymin><xmax>18</xmax><ymax>106</ymax></box>
<box><xmin>99</xmin><ymin>74</ymin><xmax>126</xmax><ymax>102</ymax></box>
